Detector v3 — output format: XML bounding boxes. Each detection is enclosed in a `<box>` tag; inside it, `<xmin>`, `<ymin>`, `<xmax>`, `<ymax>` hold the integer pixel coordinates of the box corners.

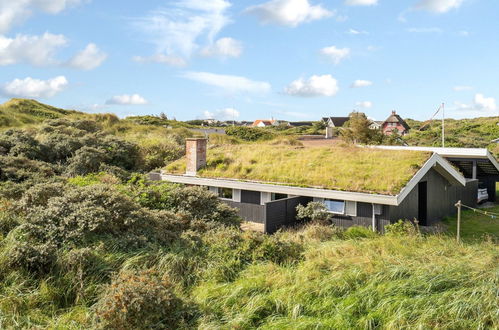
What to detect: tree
<box><xmin>341</xmin><ymin>112</ymin><xmax>382</xmax><ymax>145</ymax></box>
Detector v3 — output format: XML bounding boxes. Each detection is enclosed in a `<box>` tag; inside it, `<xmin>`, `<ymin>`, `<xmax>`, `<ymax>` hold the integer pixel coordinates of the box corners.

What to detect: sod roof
<box><xmin>165</xmin><ymin>144</ymin><xmax>432</xmax><ymax>195</ymax></box>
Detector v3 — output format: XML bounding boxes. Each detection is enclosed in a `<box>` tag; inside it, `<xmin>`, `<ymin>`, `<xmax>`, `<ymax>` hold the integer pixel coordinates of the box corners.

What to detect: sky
<box><xmin>0</xmin><ymin>0</ymin><xmax>498</xmax><ymax>121</ymax></box>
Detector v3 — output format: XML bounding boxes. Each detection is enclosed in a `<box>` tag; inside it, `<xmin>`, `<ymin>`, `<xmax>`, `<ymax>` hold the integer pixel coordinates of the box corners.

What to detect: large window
<box><xmin>324</xmin><ymin>199</ymin><xmax>345</xmax><ymax>214</ymax></box>
<box><xmin>218</xmin><ymin>188</ymin><xmax>233</xmax><ymax>200</ymax></box>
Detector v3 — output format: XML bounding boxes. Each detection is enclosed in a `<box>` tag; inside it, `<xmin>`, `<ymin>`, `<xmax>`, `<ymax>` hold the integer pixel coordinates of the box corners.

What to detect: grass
<box><xmin>443</xmin><ymin>184</ymin><xmax>499</xmax><ymax>243</ymax></box>
<box><xmin>193</xmin><ymin>234</ymin><xmax>499</xmax><ymax>329</ymax></box>
<box><xmin>165</xmin><ymin>144</ymin><xmax>431</xmax><ymax>195</ymax></box>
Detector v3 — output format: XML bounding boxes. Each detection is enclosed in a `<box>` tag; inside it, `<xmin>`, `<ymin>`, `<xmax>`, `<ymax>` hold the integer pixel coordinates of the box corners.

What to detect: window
<box><xmin>324</xmin><ymin>199</ymin><xmax>345</xmax><ymax>214</ymax></box>
<box><xmin>271</xmin><ymin>193</ymin><xmax>287</xmax><ymax>201</ymax></box>
<box><xmin>218</xmin><ymin>188</ymin><xmax>233</xmax><ymax>200</ymax></box>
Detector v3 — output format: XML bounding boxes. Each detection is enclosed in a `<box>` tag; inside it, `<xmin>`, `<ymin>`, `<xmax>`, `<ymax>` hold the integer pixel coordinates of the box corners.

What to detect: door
<box><xmin>418</xmin><ymin>181</ymin><xmax>428</xmax><ymax>226</ymax></box>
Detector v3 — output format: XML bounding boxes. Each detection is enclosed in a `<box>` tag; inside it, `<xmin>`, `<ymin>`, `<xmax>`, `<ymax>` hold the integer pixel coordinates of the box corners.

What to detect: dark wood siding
<box><xmin>387</xmin><ymin>168</ymin><xmax>478</xmax><ymax>226</ymax></box>
<box><xmin>222</xmin><ymin>200</ymin><xmax>265</xmax><ymax>223</ymax></box>
<box><xmin>329</xmin><ymin>202</ymin><xmax>391</xmax><ymax>232</ymax></box>
<box><xmin>241</xmin><ymin>190</ymin><xmax>261</xmax><ymax>205</ymax></box>
<box><xmin>265</xmin><ymin>196</ymin><xmax>312</xmax><ymax>234</ymax></box>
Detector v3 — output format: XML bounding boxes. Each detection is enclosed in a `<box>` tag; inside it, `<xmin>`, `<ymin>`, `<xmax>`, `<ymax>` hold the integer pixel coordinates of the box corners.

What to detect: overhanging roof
<box><xmin>373</xmin><ymin>146</ymin><xmax>499</xmax><ymax>177</ymax></box>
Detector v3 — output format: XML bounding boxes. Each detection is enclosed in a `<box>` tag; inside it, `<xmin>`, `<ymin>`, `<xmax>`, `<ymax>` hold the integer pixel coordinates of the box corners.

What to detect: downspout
<box><xmin>371</xmin><ymin>203</ymin><xmax>377</xmax><ymax>232</ymax></box>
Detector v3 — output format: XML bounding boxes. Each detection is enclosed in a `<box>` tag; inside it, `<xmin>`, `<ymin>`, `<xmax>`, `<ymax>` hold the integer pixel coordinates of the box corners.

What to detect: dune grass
<box><xmin>165</xmin><ymin>144</ymin><xmax>431</xmax><ymax>195</ymax></box>
<box><xmin>193</xmin><ymin>234</ymin><xmax>499</xmax><ymax>329</ymax></box>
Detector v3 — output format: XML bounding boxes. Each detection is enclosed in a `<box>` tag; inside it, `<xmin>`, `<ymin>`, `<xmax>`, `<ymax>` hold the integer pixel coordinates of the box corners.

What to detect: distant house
<box><xmin>491</xmin><ymin>138</ymin><xmax>499</xmax><ymax>143</ymax></box>
<box><xmin>322</xmin><ymin>117</ymin><xmax>350</xmax><ymax>128</ymax></box>
<box><xmin>382</xmin><ymin>111</ymin><xmax>410</xmax><ymax>136</ymax></box>
<box><xmin>289</xmin><ymin>121</ymin><xmax>313</xmax><ymax>127</ymax></box>
<box><xmin>369</xmin><ymin>120</ymin><xmax>384</xmax><ymax>130</ymax></box>
<box><xmin>272</xmin><ymin>120</ymin><xmax>290</xmax><ymax>127</ymax></box>
<box><xmin>155</xmin><ymin>139</ymin><xmax>499</xmax><ymax>233</ymax></box>
<box><xmin>252</xmin><ymin>119</ymin><xmax>275</xmax><ymax>127</ymax></box>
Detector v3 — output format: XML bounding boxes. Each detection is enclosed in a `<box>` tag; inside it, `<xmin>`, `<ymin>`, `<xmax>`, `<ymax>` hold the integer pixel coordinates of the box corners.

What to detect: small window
<box><xmin>324</xmin><ymin>199</ymin><xmax>345</xmax><ymax>214</ymax></box>
<box><xmin>218</xmin><ymin>188</ymin><xmax>233</xmax><ymax>200</ymax></box>
<box><xmin>271</xmin><ymin>193</ymin><xmax>287</xmax><ymax>201</ymax></box>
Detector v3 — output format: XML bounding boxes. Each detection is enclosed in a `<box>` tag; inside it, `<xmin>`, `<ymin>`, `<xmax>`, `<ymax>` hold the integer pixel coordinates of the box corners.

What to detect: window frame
<box><xmin>218</xmin><ymin>187</ymin><xmax>234</xmax><ymax>201</ymax></box>
<box><xmin>323</xmin><ymin>199</ymin><xmax>346</xmax><ymax>215</ymax></box>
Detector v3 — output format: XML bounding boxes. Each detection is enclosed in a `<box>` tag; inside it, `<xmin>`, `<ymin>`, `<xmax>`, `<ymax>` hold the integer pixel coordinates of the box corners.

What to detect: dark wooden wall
<box><xmin>265</xmin><ymin>196</ymin><xmax>312</xmax><ymax>234</ymax></box>
<box><xmin>387</xmin><ymin>168</ymin><xmax>478</xmax><ymax>226</ymax></box>
<box><xmin>241</xmin><ymin>190</ymin><xmax>261</xmax><ymax>204</ymax></box>
<box><xmin>223</xmin><ymin>200</ymin><xmax>265</xmax><ymax>223</ymax></box>
<box><xmin>329</xmin><ymin>202</ymin><xmax>391</xmax><ymax>232</ymax></box>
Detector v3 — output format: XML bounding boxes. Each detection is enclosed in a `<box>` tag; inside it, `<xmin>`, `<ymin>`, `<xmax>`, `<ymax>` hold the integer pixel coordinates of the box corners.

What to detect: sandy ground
<box><xmin>241</xmin><ymin>221</ymin><xmax>264</xmax><ymax>232</ymax></box>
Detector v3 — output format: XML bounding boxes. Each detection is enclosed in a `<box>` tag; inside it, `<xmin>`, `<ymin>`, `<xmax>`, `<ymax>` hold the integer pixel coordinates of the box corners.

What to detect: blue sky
<box><xmin>0</xmin><ymin>0</ymin><xmax>498</xmax><ymax>121</ymax></box>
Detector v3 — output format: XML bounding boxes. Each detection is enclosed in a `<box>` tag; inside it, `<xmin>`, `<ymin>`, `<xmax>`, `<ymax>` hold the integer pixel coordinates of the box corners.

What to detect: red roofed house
<box><xmin>382</xmin><ymin>111</ymin><xmax>410</xmax><ymax>136</ymax></box>
<box><xmin>252</xmin><ymin>119</ymin><xmax>275</xmax><ymax>127</ymax></box>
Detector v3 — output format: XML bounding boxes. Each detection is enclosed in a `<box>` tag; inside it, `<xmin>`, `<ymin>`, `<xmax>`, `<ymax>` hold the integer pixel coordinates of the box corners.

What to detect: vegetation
<box><xmin>0</xmin><ymin>99</ymin><xmax>497</xmax><ymax>329</ymax></box>
<box><xmin>166</xmin><ymin>144</ymin><xmax>431</xmax><ymax>195</ymax></box>
<box><xmin>404</xmin><ymin>116</ymin><xmax>499</xmax><ymax>156</ymax></box>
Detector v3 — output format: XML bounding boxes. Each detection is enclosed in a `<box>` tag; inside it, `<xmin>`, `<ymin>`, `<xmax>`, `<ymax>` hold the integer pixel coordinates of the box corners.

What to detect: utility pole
<box><xmin>441</xmin><ymin>102</ymin><xmax>445</xmax><ymax>148</ymax></box>
<box><xmin>455</xmin><ymin>200</ymin><xmax>461</xmax><ymax>242</ymax></box>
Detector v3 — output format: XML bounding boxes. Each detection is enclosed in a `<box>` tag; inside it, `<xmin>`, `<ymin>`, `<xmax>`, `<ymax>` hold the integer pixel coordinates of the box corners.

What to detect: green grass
<box><xmin>165</xmin><ymin>144</ymin><xmax>431</xmax><ymax>195</ymax></box>
<box><xmin>0</xmin><ymin>98</ymin><xmax>82</xmax><ymax>128</ymax></box>
<box><xmin>193</xmin><ymin>234</ymin><xmax>499</xmax><ymax>329</ymax></box>
<box><xmin>443</xmin><ymin>184</ymin><xmax>499</xmax><ymax>243</ymax></box>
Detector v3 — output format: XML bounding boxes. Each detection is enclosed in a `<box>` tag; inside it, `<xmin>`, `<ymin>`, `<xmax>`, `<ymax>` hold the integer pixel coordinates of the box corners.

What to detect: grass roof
<box><xmin>165</xmin><ymin>144</ymin><xmax>432</xmax><ymax>195</ymax></box>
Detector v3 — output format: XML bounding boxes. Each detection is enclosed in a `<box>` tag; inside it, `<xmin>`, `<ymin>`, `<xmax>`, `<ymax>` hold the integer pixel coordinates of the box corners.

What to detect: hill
<box><xmin>0</xmin><ymin>98</ymin><xmax>83</xmax><ymax>128</ymax></box>
<box><xmin>404</xmin><ymin>117</ymin><xmax>499</xmax><ymax>155</ymax></box>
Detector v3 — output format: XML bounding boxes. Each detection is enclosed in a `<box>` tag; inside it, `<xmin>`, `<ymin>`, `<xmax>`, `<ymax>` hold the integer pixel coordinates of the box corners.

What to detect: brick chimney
<box><xmin>185</xmin><ymin>138</ymin><xmax>207</xmax><ymax>176</ymax></box>
<box><xmin>392</xmin><ymin>110</ymin><xmax>396</xmax><ymax>115</ymax></box>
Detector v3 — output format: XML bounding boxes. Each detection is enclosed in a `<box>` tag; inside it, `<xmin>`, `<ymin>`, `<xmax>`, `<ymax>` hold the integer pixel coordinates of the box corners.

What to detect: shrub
<box><xmin>65</xmin><ymin>147</ymin><xmax>109</xmax><ymax>176</ymax></box>
<box><xmin>385</xmin><ymin>219</ymin><xmax>419</xmax><ymax>237</ymax></box>
<box><xmin>296</xmin><ymin>202</ymin><xmax>330</xmax><ymax>223</ymax></box>
<box><xmin>0</xmin><ymin>155</ymin><xmax>56</xmax><ymax>182</ymax></box>
<box><xmin>225</xmin><ymin>126</ymin><xmax>274</xmax><ymax>141</ymax></box>
<box><xmin>95</xmin><ymin>270</ymin><xmax>188</xmax><ymax>329</ymax></box>
<box><xmin>343</xmin><ymin>226</ymin><xmax>378</xmax><ymax>239</ymax></box>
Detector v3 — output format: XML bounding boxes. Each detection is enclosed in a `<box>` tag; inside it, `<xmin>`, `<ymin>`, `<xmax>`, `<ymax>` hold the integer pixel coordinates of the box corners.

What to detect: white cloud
<box><xmin>182</xmin><ymin>71</ymin><xmax>271</xmax><ymax>94</ymax></box>
<box><xmin>203</xmin><ymin>107</ymin><xmax>239</xmax><ymax>120</ymax></box>
<box><xmin>414</xmin><ymin>0</ymin><xmax>465</xmax><ymax>13</ymax></box>
<box><xmin>351</xmin><ymin>80</ymin><xmax>373</xmax><ymax>88</ymax></box>
<box><xmin>453</xmin><ymin>85</ymin><xmax>473</xmax><ymax>91</ymax></box>
<box><xmin>407</xmin><ymin>27</ymin><xmax>443</xmax><ymax>33</ymax></box>
<box><xmin>133</xmin><ymin>0</ymin><xmax>232</xmax><ymax>62</ymax></box>
<box><xmin>106</xmin><ymin>94</ymin><xmax>148</xmax><ymax>105</ymax></box>
<box><xmin>454</xmin><ymin>93</ymin><xmax>498</xmax><ymax>117</ymax></box>
<box><xmin>458</xmin><ymin>30</ymin><xmax>469</xmax><ymax>37</ymax></box>
<box><xmin>284</xmin><ymin>74</ymin><xmax>339</xmax><ymax>97</ymax></box>
<box><xmin>356</xmin><ymin>101</ymin><xmax>373</xmax><ymax>108</ymax></box>
<box><xmin>0</xmin><ymin>32</ymin><xmax>67</xmax><ymax>66</ymax></box>
<box><xmin>345</xmin><ymin>0</ymin><xmax>378</xmax><ymax>6</ymax></box>
<box><xmin>200</xmin><ymin>37</ymin><xmax>243</xmax><ymax>58</ymax></box>
<box><xmin>67</xmin><ymin>43</ymin><xmax>107</xmax><ymax>70</ymax></box>
<box><xmin>133</xmin><ymin>54</ymin><xmax>188</xmax><ymax>67</ymax></box>
<box><xmin>0</xmin><ymin>0</ymin><xmax>85</xmax><ymax>33</ymax></box>
<box><xmin>245</xmin><ymin>0</ymin><xmax>333</xmax><ymax>27</ymax></box>
<box><xmin>347</xmin><ymin>28</ymin><xmax>368</xmax><ymax>35</ymax></box>
<box><xmin>320</xmin><ymin>46</ymin><xmax>350</xmax><ymax>65</ymax></box>
<box><xmin>1</xmin><ymin>76</ymin><xmax>68</xmax><ymax>98</ymax></box>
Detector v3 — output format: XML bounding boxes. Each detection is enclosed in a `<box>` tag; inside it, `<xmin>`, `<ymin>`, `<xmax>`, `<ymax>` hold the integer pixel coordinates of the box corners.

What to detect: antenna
<box><xmin>441</xmin><ymin>102</ymin><xmax>445</xmax><ymax>148</ymax></box>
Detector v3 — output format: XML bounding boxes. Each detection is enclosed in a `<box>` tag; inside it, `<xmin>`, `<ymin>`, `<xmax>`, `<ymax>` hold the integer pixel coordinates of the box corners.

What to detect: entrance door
<box><xmin>418</xmin><ymin>182</ymin><xmax>428</xmax><ymax>226</ymax></box>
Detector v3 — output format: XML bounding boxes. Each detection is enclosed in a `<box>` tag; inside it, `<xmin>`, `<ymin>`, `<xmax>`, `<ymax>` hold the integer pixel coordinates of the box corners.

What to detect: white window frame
<box><xmin>314</xmin><ymin>198</ymin><xmax>357</xmax><ymax>216</ymax></box>
<box><xmin>324</xmin><ymin>199</ymin><xmax>346</xmax><ymax>215</ymax></box>
<box><xmin>218</xmin><ymin>187</ymin><xmax>234</xmax><ymax>201</ymax></box>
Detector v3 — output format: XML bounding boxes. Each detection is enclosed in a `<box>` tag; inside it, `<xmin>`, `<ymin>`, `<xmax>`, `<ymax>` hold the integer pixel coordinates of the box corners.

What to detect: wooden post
<box><xmin>455</xmin><ymin>200</ymin><xmax>461</xmax><ymax>242</ymax></box>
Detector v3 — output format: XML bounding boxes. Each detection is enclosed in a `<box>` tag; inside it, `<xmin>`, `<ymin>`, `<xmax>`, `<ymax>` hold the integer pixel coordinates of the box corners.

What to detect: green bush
<box><xmin>225</xmin><ymin>126</ymin><xmax>274</xmax><ymax>141</ymax></box>
<box><xmin>95</xmin><ymin>270</ymin><xmax>189</xmax><ymax>329</ymax></box>
<box><xmin>385</xmin><ymin>220</ymin><xmax>419</xmax><ymax>237</ymax></box>
<box><xmin>343</xmin><ymin>226</ymin><xmax>378</xmax><ymax>239</ymax></box>
<box><xmin>296</xmin><ymin>202</ymin><xmax>330</xmax><ymax>223</ymax></box>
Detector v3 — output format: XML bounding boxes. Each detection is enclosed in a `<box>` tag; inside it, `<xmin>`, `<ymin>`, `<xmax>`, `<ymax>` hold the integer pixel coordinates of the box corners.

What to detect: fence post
<box><xmin>455</xmin><ymin>200</ymin><xmax>461</xmax><ymax>243</ymax></box>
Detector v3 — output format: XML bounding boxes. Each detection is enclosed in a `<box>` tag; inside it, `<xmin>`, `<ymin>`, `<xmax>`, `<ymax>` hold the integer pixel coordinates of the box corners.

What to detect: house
<box><xmin>369</xmin><ymin>120</ymin><xmax>384</xmax><ymax>130</ymax></box>
<box><xmin>382</xmin><ymin>111</ymin><xmax>410</xmax><ymax>135</ymax></box>
<box><xmin>491</xmin><ymin>138</ymin><xmax>499</xmax><ymax>143</ymax></box>
<box><xmin>289</xmin><ymin>121</ymin><xmax>313</xmax><ymax>127</ymax></box>
<box><xmin>272</xmin><ymin>120</ymin><xmax>290</xmax><ymax>127</ymax></box>
<box><xmin>252</xmin><ymin>119</ymin><xmax>275</xmax><ymax>127</ymax></box>
<box><xmin>154</xmin><ymin>139</ymin><xmax>498</xmax><ymax>234</ymax></box>
<box><xmin>322</xmin><ymin>117</ymin><xmax>350</xmax><ymax>128</ymax></box>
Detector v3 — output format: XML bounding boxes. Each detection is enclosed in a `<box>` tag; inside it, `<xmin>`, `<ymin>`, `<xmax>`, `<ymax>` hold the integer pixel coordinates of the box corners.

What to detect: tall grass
<box><xmin>166</xmin><ymin>144</ymin><xmax>431</xmax><ymax>195</ymax></box>
<box><xmin>193</xmin><ymin>234</ymin><xmax>499</xmax><ymax>329</ymax></box>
